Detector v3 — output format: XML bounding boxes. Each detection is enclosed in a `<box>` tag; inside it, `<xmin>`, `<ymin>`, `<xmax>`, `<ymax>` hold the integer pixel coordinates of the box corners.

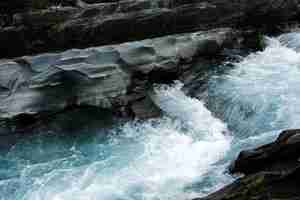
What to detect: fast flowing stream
<box><xmin>1</xmin><ymin>33</ymin><xmax>300</xmax><ymax>200</ymax></box>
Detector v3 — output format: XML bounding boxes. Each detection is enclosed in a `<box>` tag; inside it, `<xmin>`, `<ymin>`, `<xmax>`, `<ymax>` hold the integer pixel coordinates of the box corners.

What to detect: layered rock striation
<box><xmin>0</xmin><ymin>28</ymin><xmax>235</xmax><ymax>134</ymax></box>
<box><xmin>1</xmin><ymin>0</ymin><xmax>299</xmax><ymax>58</ymax></box>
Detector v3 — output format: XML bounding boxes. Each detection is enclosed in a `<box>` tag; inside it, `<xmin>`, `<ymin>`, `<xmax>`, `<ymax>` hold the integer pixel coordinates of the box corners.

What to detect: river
<box><xmin>1</xmin><ymin>32</ymin><xmax>300</xmax><ymax>200</ymax></box>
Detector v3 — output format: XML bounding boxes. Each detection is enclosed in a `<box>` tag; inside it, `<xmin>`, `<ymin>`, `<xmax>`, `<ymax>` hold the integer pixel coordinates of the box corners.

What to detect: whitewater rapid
<box><xmin>13</xmin><ymin>83</ymin><xmax>232</xmax><ymax>200</ymax></box>
<box><xmin>1</xmin><ymin>32</ymin><xmax>300</xmax><ymax>200</ymax></box>
<box><xmin>208</xmin><ymin>35</ymin><xmax>300</xmax><ymax>137</ymax></box>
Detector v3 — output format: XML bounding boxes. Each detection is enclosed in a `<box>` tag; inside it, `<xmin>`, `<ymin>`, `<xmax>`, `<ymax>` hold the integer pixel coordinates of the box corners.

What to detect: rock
<box><xmin>1</xmin><ymin>0</ymin><xmax>299</xmax><ymax>58</ymax></box>
<box><xmin>0</xmin><ymin>15</ymin><xmax>10</xmax><ymax>28</ymax></box>
<box><xmin>239</xmin><ymin>0</ymin><xmax>299</xmax><ymax>28</ymax></box>
<box><xmin>83</xmin><ymin>0</ymin><xmax>119</xmax><ymax>3</ymax></box>
<box><xmin>13</xmin><ymin>7</ymin><xmax>79</xmax><ymax>27</ymax></box>
<box><xmin>130</xmin><ymin>96</ymin><xmax>162</xmax><ymax>119</ymax></box>
<box><xmin>0</xmin><ymin>26</ymin><xmax>28</xmax><ymax>59</ymax></box>
<box><xmin>0</xmin><ymin>28</ymin><xmax>235</xmax><ymax>134</ymax></box>
<box><xmin>60</xmin><ymin>0</ymin><xmax>88</xmax><ymax>8</ymax></box>
<box><xmin>196</xmin><ymin>129</ymin><xmax>300</xmax><ymax>200</ymax></box>
<box><xmin>0</xmin><ymin>1</ymin><xmax>29</xmax><ymax>15</ymax></box>
<box><xmin>197</xmin><ymin>167</ymin><xmax>300</xmax><ymax>200</ymax></box>
<box><xmin>0</xmin><ymin>0</ymin><xmax>87</xmax><ymax>15</ymax></box>
<box><xmin>230</xmin><ymin>129</ymin><xmax>300</xmax><ymax>175</ymax></box>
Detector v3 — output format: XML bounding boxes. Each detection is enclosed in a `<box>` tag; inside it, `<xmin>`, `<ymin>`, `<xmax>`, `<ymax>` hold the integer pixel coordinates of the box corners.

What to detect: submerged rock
<box><xmin>0</xmin><ymin>28</ymin><xmax>235</xmax><ymax>134</ymax></box>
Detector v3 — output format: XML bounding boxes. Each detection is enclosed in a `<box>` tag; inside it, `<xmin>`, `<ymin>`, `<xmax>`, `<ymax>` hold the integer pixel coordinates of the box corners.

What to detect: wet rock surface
<box><xmin>197</xmin><ymin>129</ymin><xmax>300</xmax><ymax>200</ymax></box>
<box><xmin>0</xmin><ymin>28</ymin><xmax>235</xmax><ymax>134</ymax></box>
<box><xmin>197</xmin><ymin>167</ymin><xmax>300</xmax><ymax>200</ymax></box>
<box><xmin>231</xmin><ymin>129</ymin><xmax>300</xmax><ymax>175</ymax></box>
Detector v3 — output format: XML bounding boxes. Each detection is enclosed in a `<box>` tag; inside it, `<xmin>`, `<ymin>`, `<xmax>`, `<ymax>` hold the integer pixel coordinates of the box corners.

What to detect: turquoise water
<box><xmin>1</xmin><ymin>33</ymin><xmax>300</xmax><ymax>199</ymax></box>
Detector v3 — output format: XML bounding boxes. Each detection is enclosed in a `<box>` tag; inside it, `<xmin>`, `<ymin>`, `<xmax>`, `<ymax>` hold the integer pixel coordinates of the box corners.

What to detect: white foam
<box><xmin>20</xmin><ymin>82</ymin><xmax>231</xmax><ymax>200</ymax></box>
<box><xmin>152</xmin><ymin>82</ymin><xmax>229</xmax><ymax>140</ymax></box>
<box><xmin>208</xmin><ymin>35</ymin><xmax>300</xmax><ymax>137</ymax></box>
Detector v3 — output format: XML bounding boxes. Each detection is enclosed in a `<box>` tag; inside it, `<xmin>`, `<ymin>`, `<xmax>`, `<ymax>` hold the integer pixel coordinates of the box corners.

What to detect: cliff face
<box><xmin>0</xmin><ymin>0</ymin><xmax>299</xmax><ymax>58</ymax></box>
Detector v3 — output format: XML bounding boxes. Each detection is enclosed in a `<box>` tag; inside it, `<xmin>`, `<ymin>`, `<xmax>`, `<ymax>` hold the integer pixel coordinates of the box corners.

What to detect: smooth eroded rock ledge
<box><xmin>0</xmin><ymin>28</ymin><xmax>236</xmax><ymax>134</ymax></box>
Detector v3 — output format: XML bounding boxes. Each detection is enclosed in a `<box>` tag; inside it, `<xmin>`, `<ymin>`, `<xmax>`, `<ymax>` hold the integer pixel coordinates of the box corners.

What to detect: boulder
<box><xmin>197</xmin><ymin>167</ymin><xmax>300</xmax><ymax>200</ymax></box>
<box><xmin>196</xmin><ymin>129</ymin><xmax>300</xmax><ymax>200</ymax></box>
<box><xmin>230</xmin><ymin>129</ymin><xmax>300</xmax><ymax>175</ymax></box>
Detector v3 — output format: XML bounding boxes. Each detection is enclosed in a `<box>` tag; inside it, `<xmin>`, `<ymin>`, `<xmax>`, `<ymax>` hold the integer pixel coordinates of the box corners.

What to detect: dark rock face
<box><xmin>198</xmin><ymin>129</ymin><xmax>300</xmax><ymax>200</ymax></box>
<box><xmin>231</xmin><ymin>129</ymin><xmax>300</xmax><ymax>175</ymax></box>
<box><xmin>0</xmin><ymin>28</ymin><xmax>234</xmax><ymax>134</ymax></box>
<box><xmin>197</xmin><ymin>167</ymin><xmax>300</xmax><ymax>200</ymax></box>
<box><xmin>1</xmin><ymin>0</ymin><xmax>299</xmax><ymax>58</ymax></box>
<box><xmin>0</xmin><ymin>1</ymin><xmax>29</xmax><ymax>15</ymax></box>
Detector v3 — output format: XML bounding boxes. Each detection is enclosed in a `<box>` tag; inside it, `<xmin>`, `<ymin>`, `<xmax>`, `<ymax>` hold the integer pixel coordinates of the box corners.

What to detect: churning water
<box><xmin>207</xmin><ymin>34</ymin><xmax>300</xmax><ymax>137</ymax></box>
<box><xmin>1</xmin><ymin>32</ymin><xmax>300</xmax><ymax>200</ymax></box>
